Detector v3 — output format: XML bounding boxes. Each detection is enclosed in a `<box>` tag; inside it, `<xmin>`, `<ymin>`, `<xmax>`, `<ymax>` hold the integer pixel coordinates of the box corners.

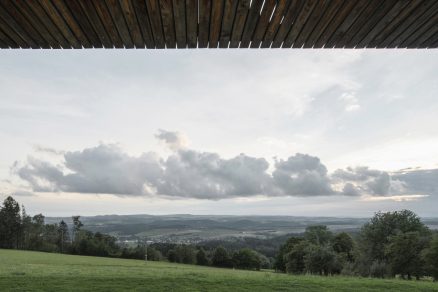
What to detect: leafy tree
<box><xmin>304</xmin><ymin>225</ymin><xmax>332</xmax><ymax>246</ymax></box>
<box><xmin>146</xmin><ymin>246</ymin><xmax>162</xmax><ymax>261</ymax></box>
<box><xmin>274</xmin><ymin>237</ymin><xmax>303</xmax><ymax>272</ymax></box>
<box><xmin>423</xmin><ymin>235</ymin><xmax>438</xmax><ymax>281</ymax></box>
<box><xmin>332</xmin><ymin>232</ymin><xmax>355</xmax><ymax>262</ymax></box>
<box><xmin>284</xmin><ymin>240</ymin><xmax>308</xmax><ymax>274</ymax></box>
<box><xmin>212</xmin><ymin>246</ymin><xmax>232</xmax><ymax>268</ymax></box>
<box><xmin>232</xmin><ymin>248</ymin><xmax>261</xmax><ymax>270</ymax></box>
<box><xmin>385</xmin><ymin>231</ymin><xmax>427</xmax><ymax>279</ymax></box>
<box><xmin>72</xmin><ymin>216</ymin><xmax>83</xmax><ymax>241</ymax></box>
<box><xmin>57</xmin><ymin>220</ymin><xmax>70</xmax><ymax>253</ymax></box>
<box><xmin>167</xmin><ymin>249</ymin><xmax>178</xmax><ymax>263</ymax></box>
<box><xmin>0</xmin><ymin>196</ymin><xmax>22</xmax><ymax>248</ymax></box>
<box><xmin>304</xmin><ymin>245</ymin><xmax>339</xmax><ymax>276</ymax></box>
<box><xmin>196</xmin><ymin>248</ymin><xmax>209</xmax><ymax>266</ymax></box>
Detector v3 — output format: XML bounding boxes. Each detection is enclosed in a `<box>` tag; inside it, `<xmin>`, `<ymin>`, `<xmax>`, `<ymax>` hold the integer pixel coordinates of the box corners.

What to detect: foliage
<box><xmin>232</xmin><ymin>248</ymin><xmax>261</xmax><ymax>270</ymax></box>
<box><xmin>422</xmin><ymin>235</ymin><xmax>438</xmax><ymax>281</ymax></box>
<box><xmin>212</xmin><ymin>246</ymin><xmax>233</xmax><ymax>268</ymax></box>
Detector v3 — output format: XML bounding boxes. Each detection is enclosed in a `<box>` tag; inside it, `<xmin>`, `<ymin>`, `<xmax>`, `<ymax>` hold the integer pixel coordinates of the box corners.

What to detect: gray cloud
<box><xmin>11</xmin><ymin>132</ymin><xmax>438</xmax><ymax>200</ymax></box>
<box><xmin>155</xmin><ymin>129</ymin><xmax>188</xmax><ymax>151</ymax></box>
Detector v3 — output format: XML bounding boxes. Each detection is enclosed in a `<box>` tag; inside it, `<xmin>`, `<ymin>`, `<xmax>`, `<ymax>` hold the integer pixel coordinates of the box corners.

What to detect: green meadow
<box><xmin>0</xmin><ymin>249</ymin><xmax>437</xmax><ymax>292</ymax></box>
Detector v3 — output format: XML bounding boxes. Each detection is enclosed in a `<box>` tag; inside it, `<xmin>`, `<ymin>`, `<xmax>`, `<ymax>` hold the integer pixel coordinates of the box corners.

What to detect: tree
<box><xmin>71</xmin><ymin>216</ymin><xmax>83</xmax><ymax>241</ymax></box>
<box><xmin>304</xmin><ymin>225</ymin><xmax>332</xmax><ymax>246</ymax></box>
<box><xmin>0</xmin><ymin>196</ymin><xmax>22</xmax><ymax>248</ymax></box>
<box><xmin>167</xmin><ymin>249</ymin><xmax>178</xmax><ymax>263</ymax></box>
<box><xmin>212</xmin><ymin>246</ymin><xmax>232</xmax><ymax>268</ymax></box>
<box><xmin>423</xmin><ymin>235</ymin><xmax>438</xmax><ymax>281</ymax></box>
<box><xmin>196</xmin><ymin>248</ymin><xmax>209</xmax><ymax>266</ymax></box>
<box><xmin>284</xmin><ymin>240</ymin><xmax>308</xmax><ymax>274</ymax></box>
<box><xmin>332</xmin><ymin>232</ymin><xmax>355</xmax><ymax>262</ymax></box>
<box><xmin>304</xmin><ymin>245</ymin><xmax>339</xmax><ymax>276</ymax></box>
<box><xmin>232</xmin><ymin>248</ymin><xmax>261</xmax><ymax>270</ymax></box>
<box><xmin>385</xmin><ymin>231</ymin><xmax>427</xmax><ymax>280</ymax></box>
<box><xmin>274</xmin><ymin>237</ymin><xmax>303</xmax><ymax>272</ymax></box>
<box><xmin>57</xmin><ymin>220</ymin><xmax>70</xmax><ymax>253</ymax></box>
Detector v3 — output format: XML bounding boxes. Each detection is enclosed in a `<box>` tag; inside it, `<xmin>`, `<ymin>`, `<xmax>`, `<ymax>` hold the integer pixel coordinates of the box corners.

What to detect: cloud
<box><xmin>33</xmin><ymin>145</ymin><xmax>65</xmax><ymax>155</ymax></box>
<box><xmin>155</xmin><ymin>129</ymin><xmax>188</xmax><ymax>151</ymax></box>
<box><xmin>11</xmin><ymin>132</ymin><xmax>438</xmax><ymax>201</ymax></box>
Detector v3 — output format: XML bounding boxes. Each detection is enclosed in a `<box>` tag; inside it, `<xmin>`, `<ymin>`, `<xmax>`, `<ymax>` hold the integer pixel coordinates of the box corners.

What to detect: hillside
<box><xmin>1</xmin><ymin>249</ymin><xmax>437</xmax><ymax>292</ymax></box>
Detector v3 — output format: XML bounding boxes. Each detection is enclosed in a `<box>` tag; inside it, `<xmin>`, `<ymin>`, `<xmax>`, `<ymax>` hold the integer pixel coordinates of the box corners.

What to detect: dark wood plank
<box><xmin>379</xmin><ymin>0</ymin><xmax>435</xmax><ymax>48</ymax></box>
<box><xmin>240</xmin><ymin>0</ymin><xmax>263</xmax><ymax>48</ymax></box>
<box><xmin>314</xmin><ymin>0</ymin><xmax>356</xmax><ymax>48</ymax></box>
<box><xmin>368</xmin><ymin>0</ymin><xmax>422</xmax><ymax>48</ymax></box>
<box><xmin>209</xmin><ymin>0</ymin><xmax>224</xmax><ymax>48</ymax></box>
<box><xmin>186</xmin><ymin>0</ymin><xmax>197</xmax><ymax>48</ymax></box>
<box><xmin>219</xmin><ymin>0</ymin><xmax>238</xmax><ymax>48</ymax></box>
<box><xmin>63</xmin><ymin>0</ymin><xmax>102</xmax><ymax>48</ymax></box>
<box><xmin>403</xmin><ymin>12</ymin><xmax>438</xmax><ymax>48</ymax></box>
<box><xmin>294</xmin><ymin>0</ymin><xmax>331</xmax><ymax>48</ymax></box>
<box><xmin>92</xmin><ymin>0</ymin><xmax>124</xmax><ymax>48</ymax></box>
<box><xmin>272</xmin><ymin>0</ymin><xmax>303</xmax><ymax>48</ymax></box>
<box><xmin>37</xmin><ymin>0</ymin><xmax>81</xmax><ymax>48</ymax></box>
<box><xmin>119</xmin><ymin>0</ymin><xmax>145</xmax><ymax>48</ymax></box>
<box><xmin>10</xmin><ymin>0</ymin><xmax>59</xmax><ymax>48</ymax></box>
<box><xmin>347</xmin><ymin>0</ymin><xmax>397</xmax><ymax>48</ymax></box>
<box><xmin>250</xmin><ymin>0</ymin><xmax>276</xmax><ymax>48</ymax></box>
<box><xmin>429</xmin><ymin>32</ymin><xmax>438</xmax><ymax>48</ymax></box>
<box><xmin>51</xmin><ymin>0</ymin><xmax>92</xmax><ymax>48</ymax></box>
<box><xmin>78</xmin><ymin>0</ymin><xmax>112</xmax><ymax>48</ymax></box>
<box><xmin>145</xmin><ymin>0</ymin><xmax>165</xmax><ymax>48</ymax></box>
<box><xmin>172</xmin><ymin>0</ymin><xmax>186</xmax><ymax>48</ymax></box>
<box><xmin>358</xmin><ymin>0</ymin><xmax>411</xmax><ymax>48</ymax></box>
<box><xmin>261</xmin><ymin>0</ymin><xmax>292</xmax><ymax>48</ymax></box>
<box><xmin>324</xmin><ymin>0</ymin><xmax>369</xmax><ymax>48</ymax></box>
<box><xmin>1</xmin><ymin>0</ymin><xmax>49</xmax><ymax>48</ymax></box>
<box><xmin>0</xmin><ymin>25</ymin><xmax>17</xmax><ymax>48</ymax></box>
<box><xmin>304</xmin><ymin>0</ymin><xmax>343</xmax><ymax>48</ymax></box>
<box><xmin>199</xmin><ymin>0</ymin><xmax>211</xmax><ymax>48</ymax></box>
<box><xmin>26</xmin><ymin>0</ymin><xmax>70</xmax><ymax>48</ymax></box>
<box><xmin>131</xmin><ymin>0</ymin><xmax>155</xmax><ymax>48</ymax></box>
<box><xmin>0</xmin><ymin>3</ymin><xmax>38</xmax><ymax>48</ymax></box>
<box><xmin>283</xmin><ymin>0</ymin><xmax>319</xmax><ymax>48</ymax></box>
<box><xmin>159</xmin><ymin>0</ymin><xmax>176</xmax><ymax>48</ymax></box>
<box><xmin>104</xmin><ymin>0</ymin><xmax>134</xmax><ymax>48</ymax></box>
<box><xmin>230</xmin><ymin>0</ymin><xmax>250</xmax><ymax>48</ymax></box>
<box><xmin>388</xmin><ymin>1</ymin><xmax>438</xmax><ymax>48</ymax></box>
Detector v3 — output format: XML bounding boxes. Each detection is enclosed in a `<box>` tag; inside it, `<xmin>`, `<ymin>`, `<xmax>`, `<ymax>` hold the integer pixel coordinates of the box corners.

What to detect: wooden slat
<box><xmin>347</xmin><ymin>0</ymin><xmax>397</xmax><ymax>49</ymax></box>
<box><xmin>131</xmin><ymin>0</ymin><xmax>155</xmax><ymax>48</ymax></box>
<box><xmin>419</xmin><ymin>31</ymin><xmax>437</xmax><ymax>48</ymax></box>
<box><xmin>10</xmin><ymin>0</ymin><xmax>59</xmax><ymax>48</ymax></box>
<box><xmin>92</xmin><ymin>0</ymin><xmax>124</xmax><ymax>48</ymax></box>
<box><xmin>357</xmin><ymin>0</ymin><xmax>410</xmax><ymax>48</ymax></box>
<box><xmin>0</xmin><ymin>29</ymin><xmax>8</xmax><ymax>48</ymax></box>
<box><xmin>294</xmin><ymin>0</ymin><xmax>331</xmax><ymax>48</ymax></box>
<box><xmin>304</xmin><ymin>0</ymin><xmax>343</xmax><ymax>48</ymax></box>
<box><xmin>314</xmin><ymin>0</ymin><xmax>356</xmax><ymax>48</ymax></box>
<box><xmin>283</xmin><ymin>0</ymin><xmax>319</xmax><ymax>48</ymax></box>
<box><xmin>0</xmin><ymin>15</ymin><xmax>28</xmax><ymax>47</ymax></box>
<box><xmin>219</xmin><ymin>0</ymin><xmax>238</xmax><ymax>48</ymax></box>
<box><xmin>104</xmin><ymin>0</ymin><xmax>134</xmax><ymax>48</ymax></box>
<box><xmin>240</xmin><ymin>0</ymin><xmax>263</xmax><ymax>48</ymax></box>
<box><xmin>250</xmin><ymin>0</ymin><xmax>276</xmax><ymax>48</ymax></box>
<box><xmin>261</xmin><ymin>0</ymin><xmax>291</xmax><ymax>48</ymax></box>
<box><xmin>403</xmin><ymin>12</ymin><xmax>438</xmax><ymax>48</ymax></box>
<box><xmin>26</xmin><ymin>1</ymin><xmax>70</xmax><ymax>48</ymax></box>
<box><xmin>368</xmin><ymin>0</ymin><xmax>423</xmax><ymax>48</ymax></box>
<box><xmin>77</xmin><ymin>0</ymin><xmax>112</xmax><ymax>48</ymax></box>
<box><xmin>146</xmin><ymin>0</ymin><xmax>165</xmax><ymax>48</ymax></box>
<box><xmin>0</xmin><ymin>25</ymin><xmax>17</xmax><ymax>48</ymax></box>
<box><xmin>0</xmin><ymin>3</ymin><xmax>38</xmax><ymax>48</ymax></box>
<box><xmin>272</xmin><ymin>0</ymin><xmax>303</xmax><ymax>48</ymax></box>
<box><xmin>51</xmin><ymin>0</ymin><xmax>92</xmax><ymax>48</ymax></box>
<box><xmin>172</xmin><ymin>0</ymin><xmax>186</xmax><ymax>48</ymax></box>
<box><xmin>429</xmin><ymin>33</ymin><xmax>438</xmax><ymax>48</ymax></box>
<box><xmin>324</xmin><ymin>0</ymin><xmax>369</xmax><ymax>48</ymax></box>
<box><xmin>1</xmin><ymin>1</ymin><xmax>49</xmax><ymax>48</ymax></box>
<box><xmin>199</xmin><ymin>0</ymin><xmax>211</xmax><ymax>48</ymax></box>
<box><xmin>159</xmin><ymin>0</ymin><xmax>176</xmax><ymax>48</ymax></box>
<box><xmin>186</xmin><ymin>0</ymin><xmax>197</xmax><ymax>48</ymax></box>
<box><xmin>388</xmin><ymin>1</ymin><xmax>438</xmax><ymax>48</ymax></box>
<box><xmin>209</xmin><ymin>0</ymin><xmax>224</xmax><ymax>48</ymax></box>
<box><xmin>379</xmin><ymin>0</ymin><xmax>435</xmax><ymax>48</ymax></box>
<box><xmin>118</xmin><ymin>0</ymin><xmax>145</xmax><ymax>48</ymax></box>
<box><xmin>230</xmin><ymin>0</ymin><xmax>250</xmax><ymax>48</ymax></box>
<box><xmin>37</xmin><ymin>0</ymin><xmax>81</xmax><ymax>48</ymax></box>
<box><xmin>63</xmin><ymin>0</ymin><xmax>102</xmax><ymax>48</ymax></box>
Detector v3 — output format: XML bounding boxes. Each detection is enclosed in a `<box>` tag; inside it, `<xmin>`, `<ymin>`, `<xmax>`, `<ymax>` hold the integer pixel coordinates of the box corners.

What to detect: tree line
<box><xmin>1</xmin><ymin>195</ymin><xmax>437</xmax><ymax>279</ymax></box>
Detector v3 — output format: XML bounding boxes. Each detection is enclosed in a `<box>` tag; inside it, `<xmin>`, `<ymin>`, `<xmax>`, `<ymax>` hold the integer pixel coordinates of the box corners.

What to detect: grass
<box><xmin>0</xmin><ymin>249</ymin><xmax>437</xmax><ymax>291</ymax></box>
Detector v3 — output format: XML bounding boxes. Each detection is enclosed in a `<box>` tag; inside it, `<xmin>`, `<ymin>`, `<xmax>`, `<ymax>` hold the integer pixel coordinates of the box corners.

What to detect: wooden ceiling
<box><xmin>0</xmin><ymin>0</ymin><xmax>437</xmax><ymax>49</ymax></box>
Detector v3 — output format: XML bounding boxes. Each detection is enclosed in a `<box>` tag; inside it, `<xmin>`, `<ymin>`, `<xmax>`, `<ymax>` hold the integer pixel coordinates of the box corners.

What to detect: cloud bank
<box><xmin>12</xmin><ymin>131</ymin><xmax>437</xmax><ymax>200</ymax></box>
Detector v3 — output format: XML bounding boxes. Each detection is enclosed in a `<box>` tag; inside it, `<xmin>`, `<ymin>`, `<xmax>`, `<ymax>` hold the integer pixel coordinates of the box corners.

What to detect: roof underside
<box><xmin>0</xmin><ymin>0</ymin><xmax>437</xmax><ymax>49</ymax></box>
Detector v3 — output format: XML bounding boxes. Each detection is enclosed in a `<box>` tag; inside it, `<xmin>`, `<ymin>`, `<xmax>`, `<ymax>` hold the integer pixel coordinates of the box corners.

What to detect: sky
<box><xmin>0</xmin><ymin>49</ymin><xmax>437</xmax><ymax>217</ymax></box>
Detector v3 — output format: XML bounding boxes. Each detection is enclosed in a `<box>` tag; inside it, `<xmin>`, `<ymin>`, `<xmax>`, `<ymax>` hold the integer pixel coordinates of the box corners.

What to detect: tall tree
<box><xmin>71</xmin><ymin>216</ymin><xmax>83</xmax><ymax>241</ymax></box>
<box><xmin>304</xmin><ymin>225</ymin><xmax>333</xmax><ymax>246</ymax></box>
<box><xmin>57</xmin><ymin>220</ymin><xmax>70</xmax><ymax>253</ymax></box>
<box><xmin>423</xmin><ymin>235</ymin><xmax>438</xmax><ymax>281</ymax></box>
<box><xmin>0</xmin><ymin>196</ymin><xmax>22</xmax><ymax>248</ymax></box>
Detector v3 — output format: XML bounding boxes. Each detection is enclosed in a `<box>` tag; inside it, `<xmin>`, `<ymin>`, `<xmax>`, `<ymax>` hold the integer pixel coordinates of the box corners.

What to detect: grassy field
<box><xmin>0</xmin><ymin>249</ymin><xmax>437</xmax><ymax>291</ymax></box>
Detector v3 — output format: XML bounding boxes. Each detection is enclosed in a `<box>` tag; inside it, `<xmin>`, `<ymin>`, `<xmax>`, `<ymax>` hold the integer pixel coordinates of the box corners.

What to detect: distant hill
<box><xmin>45</xmin><ymin>214</ymin><xmax>438</xmax><ymax>244</ymax></box>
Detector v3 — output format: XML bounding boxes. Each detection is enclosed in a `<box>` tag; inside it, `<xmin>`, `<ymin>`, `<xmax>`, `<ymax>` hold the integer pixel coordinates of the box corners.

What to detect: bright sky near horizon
<box><xmin>1</xmin><ymin>49</ymin><xmax>437</xmax><ymax>217</ymax></box>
